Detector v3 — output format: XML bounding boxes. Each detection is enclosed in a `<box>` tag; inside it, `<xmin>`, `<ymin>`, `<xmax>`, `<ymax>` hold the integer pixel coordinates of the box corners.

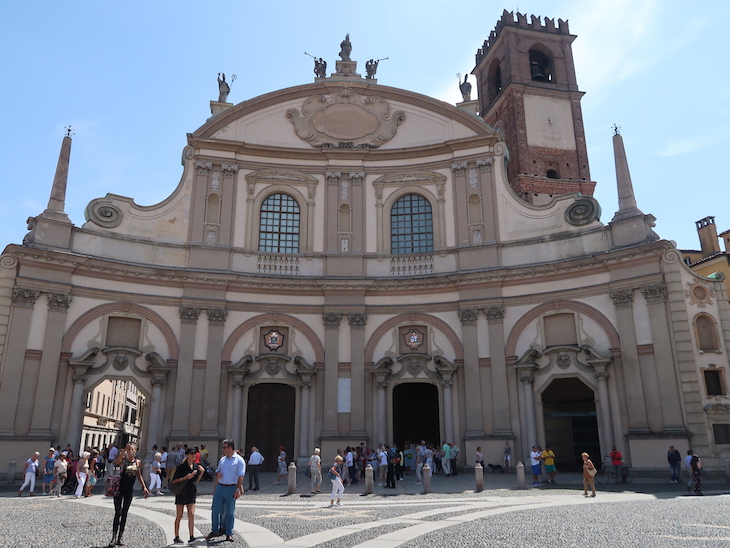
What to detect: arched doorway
<box><xmin>392</xmin><ymin>383</ymin><xmax>440</xmax><ymax>450</ymax></box>
<box><xmin>542</xmin><ymin>378</ymin><xmax>600</xmax><ymax>471</ymax></box>
<box><xmin>245</xmin><ymin>383</ymin><xmax>296</xmax><ymax>472</ymax></box>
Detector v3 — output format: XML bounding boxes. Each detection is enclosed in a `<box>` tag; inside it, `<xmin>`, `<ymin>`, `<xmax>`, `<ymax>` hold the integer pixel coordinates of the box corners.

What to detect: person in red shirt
<box><xmin>193</xmin><ymin>447</ymin><xmax>201</xmax><ymax>466</ymax></box>
<box><xmin>609</xmin><ymin>446</ymin><xmax>623</xmax><ymax>484</ymax></box>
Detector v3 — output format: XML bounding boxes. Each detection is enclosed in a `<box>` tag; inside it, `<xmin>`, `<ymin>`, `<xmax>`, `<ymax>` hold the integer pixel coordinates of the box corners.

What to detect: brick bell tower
<box><xmin>473</xmin><ymin>10</ymin><xmax>595</xmax><ymax>204</ymax></box>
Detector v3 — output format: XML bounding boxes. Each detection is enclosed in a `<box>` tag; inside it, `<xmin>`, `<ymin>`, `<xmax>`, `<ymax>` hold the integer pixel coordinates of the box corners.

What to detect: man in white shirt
<box><xmin>378</xmin><ymin>446</ymin><xmax>388</xmax><ymax>486</ymax></box>
<box><xmin>684</xmin><ymin>449</ymin><xmax>694</xmax><ymax>492</ymax></box>
<box><xmin>107</xmin><ymin>444</ymin><xmax>119</xmax><ymax>476</ymax></box>
<box><xmin>529</xmin><ymin>445</ymin><xmax>542</xmax><ymax>486</ymax></box>
<box><xmin>415</xmin><ymin>441</ymin><xmax>425</xmax><ymax>484</ymax></box>
<box><xmin>207</xmin><ymin>439</ymin><xmax>246</xmax><ymax>542</ymax></box>
<box><xmin>247</xmin><ymin>447</ymin><xmax>264</xmax><ymax>491</ymax></box>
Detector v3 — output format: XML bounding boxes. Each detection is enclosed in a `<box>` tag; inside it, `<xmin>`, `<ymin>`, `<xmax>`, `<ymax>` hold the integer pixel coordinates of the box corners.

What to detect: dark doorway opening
<box><xmin>245</xmin><ymin>383</ymin><xmax>296</xmax><ymax>472</ymax></box>
<box><xmin>542</xmin><ymin>378</ymin><xmax>600</xmax><ymax>471</ymax></box>
<box><xmin>392</xmin><ymin>383</ymin><xmax>440</xmax><ymax>451</ymax></box>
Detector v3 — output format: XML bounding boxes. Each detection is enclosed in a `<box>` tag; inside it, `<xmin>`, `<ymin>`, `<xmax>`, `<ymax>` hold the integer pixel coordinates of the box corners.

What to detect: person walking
<box><xmin>450</xmin><ymin>442</ymin><xmax>459</xmax><ymax>476</ymax></box>
<box><xmin>171</xmin><ymin>448</ymin><xmax>205</xmax><ymax>544</ymax></box>
<box><xmin>668</xmin><ymin>445</ymin><xmax>681</xmax><ymax>483</ymax></box>
<box><xmin>475</xmin><ymin>446</ymin><xmax>485</xmax><ymax>470</ymax></box>
<box><xmin>690</xmin><ymin>452</ymin><xmax>703</xmax><ymax>496</ymax></box>
<box><xmin>685</xmin><ymin>449</ymin><xmax>694</xmax><ymax>492</ymax></box>
<box><xmin>581</xmin><ymin>452</ymin><xmax>597</xmax><ymax>497</ymax></box>
<box><xmin>529</xmin><ymin>446</ymin><xmax>542</xmax><ymax>486</ymax></box>
<box><xmin>415</xmin><ymin>442</ymin><xmax>425</xmax><ymax>484</ymax></box>
<box><xmin>149</xmin><ymin>452</ymin><xmax>164</xmax><ymax>496</ymax></box>
<box><xmin>207</xmin><ymin>439</ymin><xmax>246</xmax><ymax>543</ymax></box>
<box><xmin>328</xmin><ymin>455</ymin><xmax>345</xmax><ymax>507</ymax></box>
<box><xmin>165</xmin><ymin>443</ymin><xmax>182</xmax><ymax>490</ymax></box>
<box><xmin>18</xmin><ymin>452</ymin><xmax>40</xmax><ymax>497</ymax></box>
<box><xmin>309</xmin><ymin>448</ymin><xmax>322</xmax><ymax>494</ymax></box>
<box><xmin>75</xmin><ymin>451</ymin><xmax>90</xmax><ymax>498</ymax></box>
<box><xmin>109</xmin><ymin>443</ymin><xmax>149</xmax><ymax>547</ymax></box>
<box><xmin>42</xmin><ymin>448</ymin><xmax>56</xmax><ymax>495</ymax></box>
<box><xmin>52</xmin><ymin>452</ymin><xmax>68</xmax><ymax>497</ymax></box>
<box><xmin>247</xmin><ymin>447</ymin><xmax>264</xmax><ymax>491</ymax></box>
<box><xmin>541</xmin><ymin>446</ymin><xmax>557</xmax><ymax>484</ymax></box>
<box><xmin>504</xmin><ymin>441</ymin><xmax>512</xmax><ymax>473</ymax></box>
<box><xmin>385</xmin><ymin>445</ymin><xmax>396</xmax><ymax>488</ymax></box>
<box><xmin>85</xmin><ymin>449</ymin><xmax>100</xmax><ymax>497</ymax></box>
<box><xmin>609</xmin><ymin>446</ymin><xmax>623</xmax><ymax>484</ymax></box>
<box><xmin>276</xmin><ymin>446</ymin><xmax>288</xmax><ymax>485</ymax></box>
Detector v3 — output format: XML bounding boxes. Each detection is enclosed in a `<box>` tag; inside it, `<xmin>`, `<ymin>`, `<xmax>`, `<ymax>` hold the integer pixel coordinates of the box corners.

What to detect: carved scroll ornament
<box><xmin>287</xmin><ymin>87</ymin><xmax>405</xmax><ymax>149</ymax></box>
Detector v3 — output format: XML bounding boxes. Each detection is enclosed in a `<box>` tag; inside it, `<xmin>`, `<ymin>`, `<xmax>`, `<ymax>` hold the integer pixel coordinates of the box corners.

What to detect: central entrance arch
<box><xmin>245</xmin><ymin>383</ymin><xmax>296</xmax><ymax>472</ymax></box>
<box><xmin>392</xmin><ymin>383</ymin><xmax>440</xmax><ymax>450</ymax></box>
<box><xmin>542</xmin><ymin>378</ymin><xmax>600</xmax><ymax>471</ymax></box>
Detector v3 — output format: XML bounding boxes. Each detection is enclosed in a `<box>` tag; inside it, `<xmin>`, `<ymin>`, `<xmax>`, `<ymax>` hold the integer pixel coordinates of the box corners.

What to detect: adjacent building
<box><xmin>1</xmin><ymin>11</ymin><xmax>729</xmax><ymax>475</ymax></box>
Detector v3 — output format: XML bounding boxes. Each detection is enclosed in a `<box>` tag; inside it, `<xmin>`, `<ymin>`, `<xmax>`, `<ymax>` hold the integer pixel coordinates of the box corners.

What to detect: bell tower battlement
<box><xmin>473</xmin><ymin>10</ymin><xmax>594</xmax><ymax>204</ymax></box>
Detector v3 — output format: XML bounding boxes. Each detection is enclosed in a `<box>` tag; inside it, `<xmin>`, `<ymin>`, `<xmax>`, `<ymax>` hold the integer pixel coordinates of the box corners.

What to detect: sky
<box><xmin>1</xmin><ymin>0</ymin><xmax>728</xmax><ymax>252</ymax></box>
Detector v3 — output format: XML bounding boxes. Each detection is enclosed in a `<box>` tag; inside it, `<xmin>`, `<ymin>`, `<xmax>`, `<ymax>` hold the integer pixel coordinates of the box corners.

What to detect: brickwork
<box><xmin>475</xmin><ymin>11</ymin><xmax>595</xmax><ymax>203</ymax></box>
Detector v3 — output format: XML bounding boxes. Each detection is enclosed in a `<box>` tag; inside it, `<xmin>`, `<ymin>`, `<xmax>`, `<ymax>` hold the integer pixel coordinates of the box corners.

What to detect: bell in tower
<box><xmin>473</xmin><ymin>11</ymin><xmax>596</xmax><ymax>204</ymax></box>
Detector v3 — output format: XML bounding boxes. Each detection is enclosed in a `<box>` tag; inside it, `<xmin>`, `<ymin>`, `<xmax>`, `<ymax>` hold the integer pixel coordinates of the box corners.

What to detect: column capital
<box><xmin>323</xmin><ymin>313</ymin><xmax>342</xmax><ymax>328</ymax></box>
<box><xmin>610</xmin><ymin>289</ymin><xmax>634</xmax><ymax>308</ymax></box>
<box><xmin>47</xmin><ymin>292</ymin><xmax>72</xmax><ymax>311</ymax></box>
<box><xmin>519</xmin><ymin>373</ymin><xmax>535</xmax><ymax>385</ymax></box>
<box><xmin>325</xmin><ymin>171</ymin><xmax>341</xmax><ymax>184</ymax></box>
<box><xmin>441</xmin><ymin>378</ymin><xmax>454</xmax><ymax>387</ymax></box>
<box><xmin>12</xmin><ymin>287</ymin><xmax>40</xmax><ymax>308</ymax></box>
<box><xmin>348</xmin><ymin>171</ymin><xmax>365</xmax><ymax>183</ymax></box>
<box><xmin>72</xmin><ymin>371</ymin><xmax>88</xmax><ymax>384</ymax></box>
<box><xmin>151</xmin><ymin>376</ymin><xmax>167</xmax><ymax>387</ymax></box>
<box><xmin>348</xmin><ymin>313</ymin><xmax>367</xmax><ymax>329</ymax></box>
<box><xmin>641</xmin><ymin>283</ymin><xmax>667</xmax><ymax>304</ymax></box>
<box><xmin>458</xmin><ymin>309</ymin><xmax>479</xmax><ymax>325</ymax></box>
<box><xmin>207</xmin><ymin>308</ymin><xmax>228</xmax><ymax>325</ymax></box>
<box><xmin>180</xmin><ymin>307</ymin><xmax>201</xmax><ymax>324</ymax></box>
<box><xmin>450</xmin><ymin>161</ymin><xmax>467</xmax><ymax>174</ymax></box>
<box><xmin>594</xmin><ymin>370</ymin><xmax>610</xmax><ymax>381</ymax></box>
<box><xmin>232</xmin><ymin>377</ymin><xmax>246</xmax><ymax>388</ymax></box>
<box><xmin>484</xmin><ymin>306</ymin><xmax>505</xmax><ymax>322</ymax></box>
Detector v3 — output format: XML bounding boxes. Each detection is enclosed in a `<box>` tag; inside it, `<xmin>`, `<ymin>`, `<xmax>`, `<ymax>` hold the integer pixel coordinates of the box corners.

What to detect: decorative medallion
<box><xmin>406</xmin><ymin>362</ymin><xmax>422</xmax><ymax>376</ymax></box>
<box><xmin>287</xmin><ymin>88</ymin><xmax>405</xmax><ymax>149</ymax></box>
<box><xmin>404</xmin><ymin>328</ymin><xmax>425</xmax><ymax>351</ymax></box>
<box><xmin>263</xmin><ymin>329</ymin><xmax>284</xmax><ymax>351</ymax></box>
<box><xmin>565</xmin><ymin>196</ymin><xmax>600</xmax><ymax>226</ymax></box>
<box><xmin>685</xmin><ymin>281</ymin><xmax>714</xmax><ymax>308</ymax></box>
<box><xmin>556</xmin><ymin>354</ymin><xmax>571</xmax><ymax>369</ymax></box>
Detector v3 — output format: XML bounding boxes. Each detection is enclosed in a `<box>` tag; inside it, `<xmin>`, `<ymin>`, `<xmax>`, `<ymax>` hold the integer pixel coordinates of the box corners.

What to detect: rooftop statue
<box><xmin>314</xmin><ymin>57</ymin><xmax>327</xmax><ymax>78</ymax></box>
<box><xmin>365</xmin><ymin>59</ymin><xmax>379</xmax><ymax>79</ymax></box>
<box><xmin>459</xmin><ymin>74</ymin><xmax>472</xmax><ymax>102</ymax></box>
<box><xmin>218</xmin><ymin>73</ymin><xmax>231</xmax><ymax>103</ymax></box>
<box><xmin>339</xmin><ymin>34</ymin><xmax>352</xmax><ymax>62</ymax></box>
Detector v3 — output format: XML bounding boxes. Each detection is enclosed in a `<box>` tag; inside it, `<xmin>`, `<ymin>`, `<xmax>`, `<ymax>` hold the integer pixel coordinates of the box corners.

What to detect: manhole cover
<box><xmin>61</xmin><ymin>522</ymin><xmax>93</xmax><ymax>528</ymax></box>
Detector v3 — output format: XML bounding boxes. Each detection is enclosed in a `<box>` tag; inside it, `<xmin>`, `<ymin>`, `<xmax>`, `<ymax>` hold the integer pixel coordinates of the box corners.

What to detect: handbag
<box><xmin>169</xmin><ymin>478</ymin><xmax>186</xmax><ymax>495</ymax></box>
<box><xmin>587</xmin><ymin>466</ymin><xmax>597</xmax><ymax>477</ymax></box>
<box><xmin>105</xmin><ymin>475</ymin><xmax>120</xmax><ymax>497</ymax></box>
<box><xmin>305</xmin><ymin>468</ymin><xmax>311</xmax><ymax>478</ymax></box>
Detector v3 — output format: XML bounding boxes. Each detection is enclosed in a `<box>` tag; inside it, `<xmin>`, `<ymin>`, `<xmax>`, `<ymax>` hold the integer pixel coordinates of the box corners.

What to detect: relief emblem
<box><xmin>263</xmin><ymin>329</ymin><xmax>284</xmax><ymax>351</ymax></box>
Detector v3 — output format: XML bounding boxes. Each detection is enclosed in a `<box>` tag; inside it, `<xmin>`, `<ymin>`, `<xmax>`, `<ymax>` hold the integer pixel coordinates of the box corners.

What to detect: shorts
<box><xmin>545</xmin><ymin>464</ymin><xmax>556</xmax><ymax>473</ymax></box>
<box><xmin>531</xmin><ymin>464</ymin><xmax>540</xmax><ymax>475</ymax></box>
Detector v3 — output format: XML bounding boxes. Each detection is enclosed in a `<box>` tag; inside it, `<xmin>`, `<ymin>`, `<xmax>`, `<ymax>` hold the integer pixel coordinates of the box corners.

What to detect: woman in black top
<box><xmin>690</xmin><ymin>453</ymin><xmax>703</xmax><ymax>496</ymax></box>
<box><xmin>172</xmin><ymin>448</ymin><xmax>205</xmax><ymax>543</ymax></box>
<box><xmin>109</xmin><ymin>443</ymin><xmax>148</xmax><ymax>547</ymax></box>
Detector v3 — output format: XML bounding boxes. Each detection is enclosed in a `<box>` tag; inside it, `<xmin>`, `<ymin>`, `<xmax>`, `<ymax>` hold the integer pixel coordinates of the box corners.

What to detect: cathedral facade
<box><xmin>1</xmin><ymin>11</ymin><xmax>729</xmax><ymax>475</ymax></box>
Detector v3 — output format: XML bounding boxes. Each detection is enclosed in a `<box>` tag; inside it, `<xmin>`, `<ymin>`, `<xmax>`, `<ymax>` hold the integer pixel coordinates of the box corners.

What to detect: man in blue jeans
<box><xmin>207</xmin><ymin>439</ymin><xmax>246</xmax><ymax>542</ymax></box>
<box><xmin>667</xmin><ymin>445</ymin><xmax>681</xmax><ymax>484</ymax></box>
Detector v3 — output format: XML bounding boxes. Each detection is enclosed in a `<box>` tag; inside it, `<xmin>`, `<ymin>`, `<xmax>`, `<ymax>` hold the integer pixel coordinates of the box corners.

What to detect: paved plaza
<box><xmin>3</xmin><ymin>471</ymin><xmax>729</xmax><ymax>547</ymax></box>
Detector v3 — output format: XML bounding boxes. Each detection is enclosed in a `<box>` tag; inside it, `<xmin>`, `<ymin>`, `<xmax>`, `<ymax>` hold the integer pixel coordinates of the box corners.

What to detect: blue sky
<box><xmin>1</xmin><ymin>0</ymin><xmax>728</xmax><ymax>251</ymax></box>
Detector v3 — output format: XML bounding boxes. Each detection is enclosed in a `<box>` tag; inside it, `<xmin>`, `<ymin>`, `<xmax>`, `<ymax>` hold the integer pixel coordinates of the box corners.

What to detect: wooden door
<box><xmin>245</xmin><ymin>383</ymin><xmax>296</xmax><ymax>472</ymax></box>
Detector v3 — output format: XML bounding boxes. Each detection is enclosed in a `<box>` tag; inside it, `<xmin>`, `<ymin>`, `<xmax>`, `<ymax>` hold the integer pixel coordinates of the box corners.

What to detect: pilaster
<box><xmin>459</xmin><ymin>308</ymin><xmax>485</xmax><ymax>437</ymax></box>
<box><xmin>201</xmin><ymin>308</ymin><xmax>226</xmax><ymax>436</ymax></box>
<box><xmin>170</xmin><ymin>307</ymin><xmax>200</xmax><ymax>437</ymax></box>
<box><xmin>348</xmin><ymin>313</ymin><xmax>367</xmax><ymax>437</ymax></box>
<box><xmin>321</xmin><ymin>313</ymin><xmax>342</xmax><ymax>437</ymax></box>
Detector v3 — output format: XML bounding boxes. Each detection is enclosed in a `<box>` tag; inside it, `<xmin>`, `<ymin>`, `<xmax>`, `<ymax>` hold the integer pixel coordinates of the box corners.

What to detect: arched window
<box><xmin>529</xmin><ymin>49</ymin><xmax>552</xmax><ymax>82</ymax></box>
<box><xmin>258</xmin><ymin>193</ymin><xmax>300</xmax><ymax>253</ymax></box>
<box><xmin>695</xmin><ymin>314</ymin><xmax>720</xmax><ymax>352</ymax></box>
<box><xmin>390</xmin><ymin>194</ymin><xmax>434</xmax><ymax>254</ymax></box>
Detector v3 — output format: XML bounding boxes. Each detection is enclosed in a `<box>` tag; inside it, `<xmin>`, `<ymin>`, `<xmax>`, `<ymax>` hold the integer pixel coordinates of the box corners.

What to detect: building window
<box><xmin>258</xmin><ymin>193</ymin><xmax>300</xmax><ymax>253</ymax></box>
<box><xmin>713</xmin><ymin>424</ymin><xmax>730</xmax><ymax>444</ymax></box>
<box><xmin>529</xmin><ymin>49</ymin><xmax>552</xmax><ymax>81</ymax></box>
<box><xmin>694</xmin><ymin>314</ymin><xmax>720</xmax><ymax>352</ymax></box>
<box><xmin>704</xmin><ymin>369</ymin><xmax>726</xmax><ymax>396</ymax></box>
<box><xmin>390</xmin><ymin>194</ymin><xmax>434</xmax><ymax>254</ymax></box>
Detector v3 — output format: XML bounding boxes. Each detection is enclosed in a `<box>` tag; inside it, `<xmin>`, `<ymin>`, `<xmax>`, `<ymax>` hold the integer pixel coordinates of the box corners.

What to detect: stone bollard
<box><xmin>7</xmin><ymin>460</ymin><xmax>17</xmax><ymax>485</ymax></box>
<box><xmin>287</xmin><ymin>462</ymin><xmax>297</xmax><ymax>495</ymax></box>
<box><xmin>422</xmin><ymin>464</ymin><xmax>431</xmax><ymax>493</ymax></box>
<box><xmin>365</xmin><ymin>464</ymin><xmax>374</xmax><ymax>494</ymax></box>
<box><xmin>475</xmin><ymin>463</ymin><xmax>484</xmax><ymax>492</ymax></box>
<box><xmin>516</xmin><ymin>461</ymin><xmax>526</xmax><ymax>489</ymax></box>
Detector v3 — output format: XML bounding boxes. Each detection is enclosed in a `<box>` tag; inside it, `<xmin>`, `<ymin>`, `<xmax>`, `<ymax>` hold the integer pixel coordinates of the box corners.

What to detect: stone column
<box><xmin>146</xmin><ymin>377</ymin><xmax>165</xmax><ymax>450</ymax></box>
<box><xmin>348</xmin><ymin>313</ymin><xmax>367</xmax><ymax>438</ymax></box>
<box><xmin>171</xmin><ymin>307</ymin><xmax>199</xmax><ymax>438</ymax></box>
<box><xmin>610</xmin><ymin>290</ymin><xmax>650</xmax><ymax>433</ymax></box>
<box><xmin>441</xmin><ymin>377</ymin><xmax>454</xmax><ymax>443</ymax></box>
<box><xmin>321</xmin><ymin>313</ymin><xmax>342</xmax><ymax>437</ymax></box>
<box><xmin>459</xmin><ymin>309</ymin><xmax>485</xmax><ymax>437</ymax></box>
<box><xmin>29</xmin><ymin>292</ymin><xmax>72</xmax><ymax>436</ymax></box>
<box><xmin>66</xmin><ymin>367</ymin><xmax>89</xmax><ymax>454</ymax></box>
<box><xmin>230</xmin><ymin>378</ymin><xmax>245</xmax><ymax>445</ymax></box>
<box><xmin>299</xmin><ymin>378</ymin><xmax>311</xmax><ymax>457</ymax></box>
<box><xmin>485</xmin><ymin>307</ymin><xmax>512</xmax><ymax>436</ymax></box>
<box><xmin>201</xmin><ymin>308</ymin><xmax>226</xmax><ymax>437</ymax></box>
<box><xmin>641</xmin><ymin>283</ymin><xmax>685</xmax><ymax>431</ymax></box>
<box><xmin>0</xmin><ymin>288</ymin><xmax>39</xmax><ymax>435</ymax></box>
<box><xmin>376</xmin><ymin>378</ymin><xmax>387</xmax><ymax>445</ymax></box>
<box><xmin>593</xmin><ymin>368</ymin><xmax>614</xmax><ymax>455</ymax></box>
<box><xmin>518</xmin><ymin>368</ymin><xmax>537</xmax><ymax>446</ymax></box>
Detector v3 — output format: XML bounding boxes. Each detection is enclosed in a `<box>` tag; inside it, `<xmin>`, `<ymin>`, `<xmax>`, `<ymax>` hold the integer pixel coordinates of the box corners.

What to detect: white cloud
<box><xmin>658</xmin><ymin>140</ymin><xmax>703</xmax><ymax>157</ymax></box>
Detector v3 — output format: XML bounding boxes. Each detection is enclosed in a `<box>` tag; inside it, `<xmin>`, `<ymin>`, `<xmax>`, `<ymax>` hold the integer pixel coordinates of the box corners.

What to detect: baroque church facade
<box><xmin>1</xmin><ymin>11</ymin><xmax>729</xmax><ymax>474</ymax></box>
